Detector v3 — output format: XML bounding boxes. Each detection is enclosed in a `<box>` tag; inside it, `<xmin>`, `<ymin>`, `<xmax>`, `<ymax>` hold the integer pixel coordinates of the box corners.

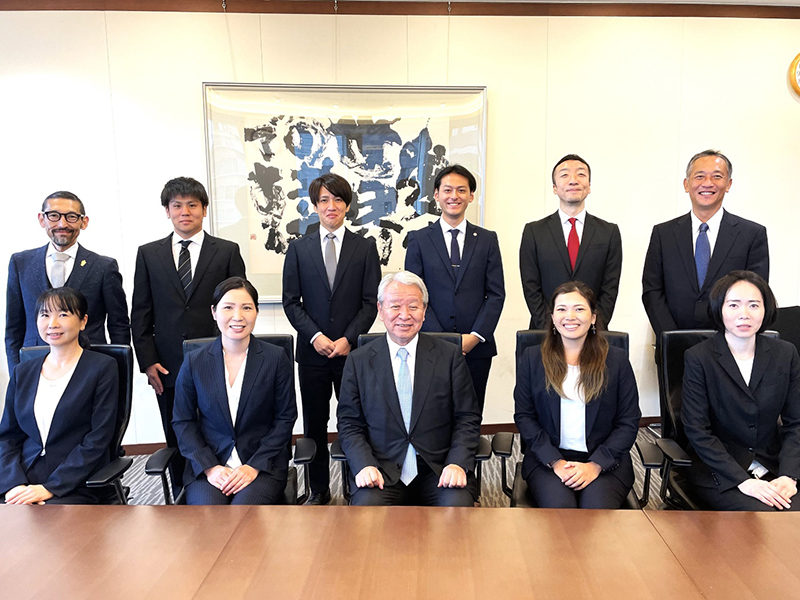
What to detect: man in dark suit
<box><xmin>642</xmin><ymin>150</ymin><xmax>769</xmax><ymax>341</ymax></box>
<box><xmin>405</xmin><ymin>164</ymin><xmax>505</xmax><ymax>411</ymax></box>
<box><xmin>337</xmin><ymin>271</ymin><xmax>481</xmax><ymax>506</ymax></box>
<box><xmin>282</xmin><ymin>173</ymin><xmax>381</xmax><ymax>505</ymax></box>
<box><xmin>520</xmin><ymin>154</ymin><xmax>622</xmax><ymax>330</ymax></box>
<box><xmin>5</xmin><ymin>191</ymin><xmax>130</xmax><ymax>372</ymax></box>
<box><xmin>131</xmin><ymin>177</ymin><xmax>246</xmax><ymax>491</ymax></box>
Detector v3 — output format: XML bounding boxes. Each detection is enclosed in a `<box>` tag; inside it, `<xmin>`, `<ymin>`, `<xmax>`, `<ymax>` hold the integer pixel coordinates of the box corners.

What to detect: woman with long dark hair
<box><xmin>514</xmin><ymin>281</ymin><xmax>640</xmax><ymax>508</ymax></box>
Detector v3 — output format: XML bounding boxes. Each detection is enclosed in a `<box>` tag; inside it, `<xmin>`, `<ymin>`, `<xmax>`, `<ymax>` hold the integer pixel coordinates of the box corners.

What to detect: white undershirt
<box><xmin>223</xmin><ymin>349</ymin><xmax>247</xmax><ymax>469</ymax></box>
<box><xmin>34</xmin><ymin>361</ymin><xmax>79</xmax><ymax>453</ymax></box>
<box><xmin>559</xmin><ymin>364</ymin><xmax>588</xmax><ymax>453</ymax></box>
<box><xmin>734</xmin><ymin>354</ymin><xmax>768</xmax><ymax>477</ymax></box>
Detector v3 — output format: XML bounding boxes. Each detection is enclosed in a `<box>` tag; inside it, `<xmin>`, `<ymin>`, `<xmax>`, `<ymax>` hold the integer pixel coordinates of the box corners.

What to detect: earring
<box><xmin>591</xmin><ymin>323</ymin><xmax>597</xmax><ymax>335</ymax></box>
<box><xmin>552</xmin><ymin>325</ymin><xmax>557</xmax><ymax>335</ymax></box>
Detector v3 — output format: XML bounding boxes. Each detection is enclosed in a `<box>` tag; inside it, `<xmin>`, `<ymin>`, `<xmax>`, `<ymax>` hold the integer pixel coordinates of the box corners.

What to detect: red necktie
<box><xmin>567</xmin><ymin>217</ymin><xmax>579</xmax><ymax>271</ymax></box>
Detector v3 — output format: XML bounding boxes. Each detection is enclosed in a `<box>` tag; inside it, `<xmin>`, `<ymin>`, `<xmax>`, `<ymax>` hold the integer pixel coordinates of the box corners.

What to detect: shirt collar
<box><xmin>173</xmin><ymin>230</ymin><xmax>205</xmax><ymax>247</ymax></box>
<box><xmin>558</xmin><ymin>208</ymin><xmax>587</xmax><ymax>225</ymax></box>
<box><xmin>690</xmin><ymin>207</ymin><xmax>724</xmax><ymax>232</ymax></box>
<box><xmin>321</xmin><ymin>223</ymin><xmax>347</xmax><ymax>242</ymax></box>
<box><xmin>386</xmin><ymin>332</ymin><xmax>420</xmax><ymax>362</ymax></box>
<box><xmin>439</xmin><ymin>218</ymin><xmax>467</xmax><ymax>237</ymax></box>
<box><xmin>47</xmin><ymin>242</ymin><xmax>80</xmax><ymax>259</ymax></box>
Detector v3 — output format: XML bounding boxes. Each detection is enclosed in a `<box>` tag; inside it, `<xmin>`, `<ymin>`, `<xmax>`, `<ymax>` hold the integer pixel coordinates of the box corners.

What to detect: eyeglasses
<box><xmin>43</xmin><ymin>211</ymin><xmax>84</xmax><ymax>224</ymax></box>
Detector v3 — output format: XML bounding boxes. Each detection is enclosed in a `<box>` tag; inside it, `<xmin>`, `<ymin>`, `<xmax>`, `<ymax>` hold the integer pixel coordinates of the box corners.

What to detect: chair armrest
<box><xmin>330</xmin><ymin>439</ymin><xmax>346</xmax><ymax>461</ymax></box>
<box><xmin>476</xmin><ymin>436</ymin><xmax>492</xmax><ymax>462</ymax></box>
<box><xmin>294</xmin><ymin>437</ymin><xmax>316</xmax><ymax>465</ymax></box>
<box><xmin>655</xmin><ymin>438</ymin><xmax>692</xmax><ymax>467</ymax></box>
<box><xmin>491</xmin><ymin>432</ymin><xmax>514</xmax><ymax>458</ymax></box>
<box><xmin>86</xmin><ymin>457</ymin><xmax>133</xmax><ymax>487</ymax></box>
<box><xmin>635</xmin><ymin>440</ymin><xmax>664</xmax><ymax>469</ymax></box>
<box><xmin>145</xmin><ymin>447</ymin><xmax>178</xmax><ymax>476</ymax></box>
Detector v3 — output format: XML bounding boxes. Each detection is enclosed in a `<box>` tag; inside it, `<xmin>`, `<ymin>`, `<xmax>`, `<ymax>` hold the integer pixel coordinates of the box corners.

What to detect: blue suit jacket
<box><xmin>282</xmin><ymin>228</ymin><xmax>381</xmax><ymax>366</ymax></box>
<box><xmin>0</xmin><ymin>350</ymin><xmax>118</xmax><ymax>497</ymax></box>
<box><xmin>514</xmin><ymin>345</ymin><xmax>641</xmax><ymax>488</ymax></box>
<box><xmin>172</xmin><ymin>336</ymin><xmax>297</xmax><ymax>483</ymax></box>
<box><xmin>404</xmin><ymin>220</ymin><xmax>505</xmax><ymax>360</ymax></box>
<box><xmin>5</xmin><ymin>244</ymin><xmax>130</xmax><ymax>372</ymax></box>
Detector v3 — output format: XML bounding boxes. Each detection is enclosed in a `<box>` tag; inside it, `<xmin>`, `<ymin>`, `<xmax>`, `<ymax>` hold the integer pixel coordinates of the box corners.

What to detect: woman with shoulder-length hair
<box><xmin>682</xmin><ymin>270</ymin><xmax>800</xmax><ymax>511</ymax></box>
<box><xmin>0</xmin><ymin>287</ymin><xmax>118</xmax><ymax>505</ymax></box>
<box><xmin>173</xmin><ymin>276</ymin><xmax>297</xmax><ymax>505</ymax></box>
<box><xmin>514</xmin><ymin>281</ymin><xmax>641</xmax><ymax>508</ymax></box>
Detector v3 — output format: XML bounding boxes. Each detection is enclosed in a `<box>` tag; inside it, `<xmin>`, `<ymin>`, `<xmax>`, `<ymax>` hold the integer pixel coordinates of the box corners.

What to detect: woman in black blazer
<box><xmin>514</xmin><ymin>281</ymin><xmax>640</xmax><ymax>508</ymax></box>
<box><xmin>173</xmin><ymin>277</ymin><xmax>297</xmax><ymax>505</ymax></box>
<box><xmin>682</xmin><ymin>270</ymin><xmax>800</xmax><ymax>511</ymax></box>
<box><xmin>0</xmin><ymin>287</ymin><xmax>118</xmax><ymax>504</ymax></box>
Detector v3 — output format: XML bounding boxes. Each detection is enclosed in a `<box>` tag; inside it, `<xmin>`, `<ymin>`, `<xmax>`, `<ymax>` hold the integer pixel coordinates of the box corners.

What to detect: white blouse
<box><xmin>34</xmin><ymin>361</ymin><xmax>79</xmax><ymax>453</ymax></box>
<box><xmin>223</xmin><ymin>350</ymin><xmax>247</xmax><ymax>469</ymax></box>
<box><xmin>559</xmin><ymin>364</ymin><xmax>588</xmax><ymax>453</ymax></box>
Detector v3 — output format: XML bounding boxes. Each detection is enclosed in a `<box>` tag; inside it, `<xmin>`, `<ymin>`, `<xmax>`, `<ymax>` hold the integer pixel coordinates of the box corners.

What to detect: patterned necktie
<box><xmin>696</xmin><ymin>223</ymin><xmax>711</xmax><ymax>288</ymax></box>
<box><xmin>325</xmin><ymin>232</ymin><xmax>337</xmax><ymax>289</ymax></box>
<box><xmin>449</xmin><ymin>229</ymin><xmax>461</xmax><ymax>269</ymax></box>
<box><xmin>178</xmin><ymin>240</ymin><xmax>192</xmax><ymax>297</ymax></box>
<box><xmin>50</xmin><ymin>252</ymin><xmax>69</xmax><ymax>288</ymax></box>
<box><xmin>567</xmin><ymin>218</ymin><xmax>579</xmax><ymax>271</ymax></box>
<box><xmin>397</xmin><ymin>347</ymin><xmax>417</xmax><ymax>485</ymax></box>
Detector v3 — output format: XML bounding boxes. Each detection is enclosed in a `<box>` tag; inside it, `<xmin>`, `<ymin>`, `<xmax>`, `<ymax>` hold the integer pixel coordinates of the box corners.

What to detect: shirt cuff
<box><xmin>310</xmin><ymin>332</ymin><xmax>323</xmax><ymax>344</ymax></box>
<box><xmin>470</xmin><ymin>331</ymin><xmax>485</xmax><ymax>343</ymax></box>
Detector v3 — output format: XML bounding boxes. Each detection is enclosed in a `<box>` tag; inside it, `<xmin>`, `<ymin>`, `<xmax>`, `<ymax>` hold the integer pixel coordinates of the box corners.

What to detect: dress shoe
<box><xmin>305</xmin><ymin>489</ymin><xmax>331</xmax><ymax>505</ymax></box>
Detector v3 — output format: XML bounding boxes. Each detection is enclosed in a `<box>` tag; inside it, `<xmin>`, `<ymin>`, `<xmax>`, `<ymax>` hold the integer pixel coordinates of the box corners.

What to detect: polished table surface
<box><xmin>2</xmin><ymin>504</ymin><xmax>780</xmax><ymax>600</ymax></box>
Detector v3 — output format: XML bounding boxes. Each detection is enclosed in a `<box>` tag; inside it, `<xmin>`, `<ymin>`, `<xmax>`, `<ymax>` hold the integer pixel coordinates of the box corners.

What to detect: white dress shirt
<box><xmin>386</xmin><ymin>333</ymin><xmax>420</xmax><ymax>395</ymax></box>
<box><xmin>223</xmin><ymin>349</ymin><xmax>248</xmax><ymax>469</ymax></box>
<box><xmin>559</xmin><ymin>364</ymin><xmax>588</xmax><ymax>453</ymax></box>
<box><xmin>45</xmin><ymin>242</ymin><xmax>79</xmax><ymax>286</ymax></box>
<box><xmin>319</xmin><ymin>223</ymin><xmax>345</xmax><ymax>264</ymax></box>
<box><xmin>691</xmin><ymin>208</ymin><xmax>724</xmax><ymax>258</ymax></box>
<box><xmin>558</xmin><ymin>208</ymin><xmax>587</xmax><ymax>246</ymax></box>
<box><xmin>438</xmin><ymin>217</ymin><xmax>467</xmax><ymax>258</ymax></box>
<box><xmin>34</xmin><ymin>361</ymin><xmax>80</xmax><ymax>454</ymax></box>
<box><xmin>171</xmin><ymin>230</ymin><xmax>205</xmax><ymax>274</ymax></box>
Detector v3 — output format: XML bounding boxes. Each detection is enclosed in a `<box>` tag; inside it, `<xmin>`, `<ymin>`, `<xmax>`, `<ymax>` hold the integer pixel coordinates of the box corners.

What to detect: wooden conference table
<box><xmin>0</xmin><ymin>505</ymin><xmax>793</xmax><ymax>600</ymax></box>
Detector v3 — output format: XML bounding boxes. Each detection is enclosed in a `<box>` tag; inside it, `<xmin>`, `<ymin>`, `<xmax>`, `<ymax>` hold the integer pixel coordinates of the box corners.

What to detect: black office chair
<box><xmin>330</xmin><ymin>332</ymin><xmax>492</xmax><ymax>504</ymax></box>
<box><xmin>19</xmin><ymin>344</ymin><xmax>134</xmax><ymax>504</ymax></box>
<box><xmin>492</xmin><ymin>330</ymin><xmax>661</xmax><ymax>509</ymax></box>
<box><xmin>144</xmin><ymin>334</ymin><xmax>315</xmax><ymax>505</ymax></box>
<box><xmin>772</xmin><ymin>306</ymin><xmax>800</xmax><ymax>354</ymax></box>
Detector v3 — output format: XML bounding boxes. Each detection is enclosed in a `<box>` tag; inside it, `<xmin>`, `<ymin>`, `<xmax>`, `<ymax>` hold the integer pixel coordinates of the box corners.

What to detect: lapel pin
<box><xmin>80</xmin><ymin>260</ymin><xmax>87</xmax><ymax>267</ymax></box>
<box><xmin>473</xmin><ymin>232</ymin><xmax>477</xmax><ymax>236</ymax></box>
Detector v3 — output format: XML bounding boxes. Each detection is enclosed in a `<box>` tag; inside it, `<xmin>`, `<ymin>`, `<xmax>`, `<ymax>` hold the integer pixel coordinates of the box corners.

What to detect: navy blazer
<box><xmin>5</xmin><ymin>243</ymin><xmax>130</xmax><ymax>372</ymax></box>
<box><xmin>514</xmin><ymin>345</ymin><xmax>641</xmax><ymax>488</ymax></box>
<box><xmin>520</xmin><ymin>212</ymin><xmax>622</xmax><ymax>330</ymax></box>
<box><xmin>405</xmin><ymin>220</ymin><xmax>505</xmax><ymax>360</ymax></box>
<box><xmin>682</xmin><ymin>333</ymin><xmax>800</xmax><ymax>492</ymax></box>
<box><xmin>337</xmin><ymin>334</ymin><xmax>481</xmax><ymax>486</ymax></box>
<box><xmin>0</xmin><ymin>350</ymin><xmax>118</xmax><ymax>497</ymax></box>
<box><xmin>131</xmin><ymin>233</ymin><xmax>246</xmax><ymax>387</ymax></box>
<box><xmin>282</xmin><ymin>228</ymin><xmax>381</xmax><ymax>367</ymax></box>
<box><xmin>172</xmin><ymin>336</ymin><xmax>297</xmax><ymax>483</ymax></box>
<box><xmin>642</xmin><ymin>210</ymin><xmax>769</xmax><ymax>338</ymax></box>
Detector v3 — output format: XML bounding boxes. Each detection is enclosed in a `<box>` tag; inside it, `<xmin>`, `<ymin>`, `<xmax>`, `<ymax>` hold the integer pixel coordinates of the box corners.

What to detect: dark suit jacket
<box><xmin>131</xmin><ymin>233</ymin><xmax>246</xmax><ymax>387</ymax></box>
<box><xmin>520</xmin><ymin>212</ymin><xmax>622</xmax><ymax>330</ymax></box>
<box><xmin>172</xmin><ymin>336</ymin><xmax>297</xmax><ymax>483</ymax></box>
<box><xmin>404</xmin><ymin>220</ymin><xmax>505</xmax><ymax>359</ymax></box>
<box><xmin>0</xmin><ymin>350</ymin><xmax>118</xmax><ymax>497</ymax></box>
<box><xmin>5</xmin><ymin>243</ymin><xmax>130</xmax><ymax>371</ymax></box>
<box><xmin>681</xmin><ymin>333</ymin><xmax>800</xmax><ymax>492</ymax></box>
<box><xmin>337</xmin><ymin>334</ymin><xmax>481</xmax><ymax>486</ymax></box>
<box><xmin>282</xmin><ymin>229</ymin><xmax>381</xmax><ymax>366</ymax></box>
<box><xmin>514</xmin><ymin>345</ymin><xmax>641</xmax><ymax>488</ymax></box>
<box><xmin>642</xmin><ymin>210</ymin><xmax>769</xmax><ymax>338</ymax></box>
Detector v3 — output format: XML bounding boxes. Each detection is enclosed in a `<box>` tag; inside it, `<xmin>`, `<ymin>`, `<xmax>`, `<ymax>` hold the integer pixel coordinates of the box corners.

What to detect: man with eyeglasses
<box><xmin>5</xmin><ymin>191</ymin><xmax>130</xmax><ymax>372</ymax></box>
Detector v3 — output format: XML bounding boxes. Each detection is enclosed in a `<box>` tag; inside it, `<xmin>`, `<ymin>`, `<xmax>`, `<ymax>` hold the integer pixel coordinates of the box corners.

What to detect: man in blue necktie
<box><xmin>337</xmin><ymin>271</ymin><xmax>481</xmax><ymax>506</ymax></box>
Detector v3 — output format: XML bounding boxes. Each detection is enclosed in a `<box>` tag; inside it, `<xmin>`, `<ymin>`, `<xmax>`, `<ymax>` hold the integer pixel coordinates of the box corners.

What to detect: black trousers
<box><xmin>689</xmin><ymin>479</ymin><xmax>800</xmax><ymax>512</ymax></box>
<box><xmin>298</xmin><ymin>360</ymin><xmax>345</xmax><ymax>494</ymax></box>
<box><xmin>465</xmin><ymin>355</ymin><xmax>492</xmax><ymax>413</ymax></box>
<box><xmin>184</xmin><ymin>472</ymin><xmax>286</xmax><ymax>505</ymax></box>
<box><xmin>156</xmin><ymin>386</ymin><xmax>185</xmax><ymax>495</ymax></box>
<box><xmin>349</xmin><ymin>456</ymin><xmax>475</xmax><ymax>507</ymax></box>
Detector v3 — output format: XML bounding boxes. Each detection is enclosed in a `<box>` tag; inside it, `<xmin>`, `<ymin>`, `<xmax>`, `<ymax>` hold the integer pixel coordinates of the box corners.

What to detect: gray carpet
<box><xmin>123</xmin><ymin>429</ymin><xmax>663</xmax><ymax>508</ymax></box>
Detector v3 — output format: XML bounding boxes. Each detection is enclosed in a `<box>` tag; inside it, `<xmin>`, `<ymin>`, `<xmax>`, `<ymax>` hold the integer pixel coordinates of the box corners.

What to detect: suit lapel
<box><xmin>155</xmin><ymin>235</ymin><xmax>186</xmax><ymax>300</ymax></box>
<box><xmin>369</xmin><ymin>338</ymin><xmax>407</xmax><ymax>432</ymax></box>
<box><xmin>546</xmin><ymin>213</ymin><xmax>572</xmax><ymax>273</ymax></box>
<box><xmin>429</xmin><ymin>221</ymin><xmax>457</xmax><ymax>283</ymax></box>
<box><xmin>584</xmin><ymin>391</ymin><xmax>601</xmax><ymax>440</ymax></box>
<box><xmin>703</xmin><ymin>212</ymin><xmax>737</xmax><ymax>293</ymax></box>
<box><xmin>33</xmin><ymin>244</ymin><xmax>51</xmax><ymax>293</ymax></box>
<box><xmin>207</xmin><ymin>340</ymin><xmax>236</xmax><ymax>432</ymax></box>
<box><xmin>409</xmin><ymin>335</ymin><xmax>435</xmax><ymax>432</ymax></box>
<box><xmin>304</xmin><ymin>231</ymin><xmax>331</xmax><ymax>293</ymax></box>
<box><xmin>332</xmin><ymin>230</ymin><xmax>357</xmax><ymax>294</ymax></box>
<box><xmin>713</xmin><ymin>333</ymin><xmax>753</xmax><ymax>399</ymax></box>
<box><xmin>671</xmin><ymin>214</ymin><xmax>700</xmax><ymax>293</ymax></box>
<box><xmin>65</xmin><ymin>245</ymin><xmax>90</xmax><ymax>290</ymax></box>
<box><xmin>191</xmin><ymin>234</ymin><xmax>219</xmax><ymax>301</ymax></box>
<box><xmin>573</xmin><ymin>215</ymin><xmax>596</xmax><ymax>273</ymax></box>
<box><xmin>455</xmin><ymin>222</ymin><xmax>478</xmax><ymax>289</ymax></box>
<box><xmin>18</xmin><ymin>355</ymin><xmax>47</xmax><ymax>446</ymax></box>
<box><xmin>749</xmin><ymin>335</ymin><xmax>772</xmax><ymax>394</ymax></box>
<box><xmin>235</xmin><ymin>337</ymin><xmax>263</xmax><ymax>427</ymax></box>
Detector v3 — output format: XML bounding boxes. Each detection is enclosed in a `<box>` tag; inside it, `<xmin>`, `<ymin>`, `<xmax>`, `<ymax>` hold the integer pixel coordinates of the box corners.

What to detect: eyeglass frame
<box><xmin>41</xmin><ymin>211</ymin><xmax>86</xmax><ymax>224</ymax></box>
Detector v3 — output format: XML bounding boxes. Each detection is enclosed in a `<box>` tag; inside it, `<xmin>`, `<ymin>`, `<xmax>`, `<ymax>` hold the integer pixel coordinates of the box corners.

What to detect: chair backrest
<box><xmin>20</xmin><ymin>344</ymin><xmax>133</xmax><ymax>459</ymax></box>
<box><xmin>515</xmin><ymin>330</ymin><xmax>629</xmax><ymax>366</ymax></box>
<box><xmin>773</xmin><ymin>306</ymin><xmax>800</xmax><ymax>355</ymax></box>
<box><xmin>182</xmin><ymin>334</ymin><xmax>294</xmax><ymax>363</ymax></box>
<box><xmin>358</xmin><ymin>332</ymin><xmax>462</xmax><ymax>350</ymax></box>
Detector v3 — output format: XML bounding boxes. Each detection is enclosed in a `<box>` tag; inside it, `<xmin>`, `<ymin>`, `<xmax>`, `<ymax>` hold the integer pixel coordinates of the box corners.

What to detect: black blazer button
<box><xmin>330</xmin><ymin>318</ymin><xmax>335</xmax><ymax>322</ymax></box>
<box><xmin>749</xmin><ymin>424</ymin><xmax>756</xmax><ymax>429</ymax></box>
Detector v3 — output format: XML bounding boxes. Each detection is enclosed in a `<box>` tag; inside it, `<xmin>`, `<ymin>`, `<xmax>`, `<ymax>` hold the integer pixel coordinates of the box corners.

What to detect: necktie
<box><xmin>325</xmin><ymin>233</ymin><xmax>337</xmax><ymax>289</ymax></box>
<box><xmin>696</xmin><ymin>223</ymin><xmax>711</xmax><ymax>288</ymax></box>
<box><xmin>50</xmin><ymin>252</ymin><xmax>69</xmax><ymax>288</ymax></box>
<box><xmin>178</xmin><ymin>240</ymin><xmax>193</xmax><ymax>297</ymax></box>
<box><xmin>449</xmin><ymin>229</ymin><xmax>461</xmax><ymax>268</ymax></box>
<box><xmin>397</xmin><ymin>347</ymin><xmax>417</xmax><ymax>485</ymax></box>
<box><xmin>567</xmin><ymin>218</ymin><xmax>579</xmax><ymax>271</ymax></box>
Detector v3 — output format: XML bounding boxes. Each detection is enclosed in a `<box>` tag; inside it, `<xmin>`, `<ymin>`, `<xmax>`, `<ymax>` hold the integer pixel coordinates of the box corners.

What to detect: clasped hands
<box><xmin>313</xmin><ymin>335</ymin><xmax>351</xmax><ymax>359</ymax></box>
<box><xmin>738</xmin><ymin>475</ymin><xmax>797</xmax><ymax>509</ymax></box>
<box><xmin>4</xmin><ymin>484</ymin><xmax>54</xmax><ymax>505</ymax></box>
<box><xmin>552</xmin><ymin>459</ymin><xmax>602</xmax><ymax>491</ymax></box>
<box><xmin>355</xmin><ymin>464</ymin><xmax>467</xmax><ymax>489</ymax></box>
<box><xmin>204</xmin><ymin>464</ymin><xmax>259</xmax><ymax>496</ymax></box>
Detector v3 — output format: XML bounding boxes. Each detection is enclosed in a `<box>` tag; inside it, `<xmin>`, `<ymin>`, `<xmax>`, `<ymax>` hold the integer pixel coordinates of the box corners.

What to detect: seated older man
<box><xmin>336</xmin><ymin>271</ymin><xmax>481</xmax><ymax>506</ymax></box>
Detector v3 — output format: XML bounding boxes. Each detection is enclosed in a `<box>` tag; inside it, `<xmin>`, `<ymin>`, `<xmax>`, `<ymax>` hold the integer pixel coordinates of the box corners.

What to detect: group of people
<box><xmin>1</xmin><ymin>150</ymin><xmax>797</xmax><ymax>512</ymax></box>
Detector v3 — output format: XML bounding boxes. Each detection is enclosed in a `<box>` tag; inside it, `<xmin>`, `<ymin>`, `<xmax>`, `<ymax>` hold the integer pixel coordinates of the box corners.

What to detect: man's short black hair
<box><xmin>42</xmin><ymin>191</ymin><xmax>86</xmax><ymax>215</ymax></box>
<box><xmin>160</xmin><ymin>177</ymin><xmax>209</xmax><ymax>208</ymax></box>
<box><xmin>551</xmin><ymin>154</ymin><xmax>591</xmax><ymax>185</ymax></box>
<box><xmin>434</xmin><ymin>164</ymin><xmax>477</xmax><ymax>193</ymax></box>
<box><xmin>308</xmin><ymin>173</ymin><xmax>352</xmax><ymax>207</ymax></box>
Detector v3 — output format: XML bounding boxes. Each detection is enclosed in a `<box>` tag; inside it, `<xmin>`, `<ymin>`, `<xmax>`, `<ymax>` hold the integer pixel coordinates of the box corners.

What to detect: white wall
<box><xmin>1</xmin><ymin>11</ymin><xmax>799</xmax><ymax>444</ymax></box>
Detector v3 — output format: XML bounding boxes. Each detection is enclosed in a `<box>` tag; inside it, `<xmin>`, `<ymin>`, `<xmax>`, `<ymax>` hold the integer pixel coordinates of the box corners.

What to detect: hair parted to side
<box><xmin>685</xmin><ymin>149</ymin><xmax>733</xmax><ymax>179</ymax></box>
<box><xmin>308</xmin><ymin>173</ymin><xmax>353</xmax><ymax>207</ymax></box>
<box><xmin>434</xmin><ymin>164</ymin><xmax>477</xmax><ymax>193</ymax></box>
<box><xmin>211</xmin><ymin>276</ymin><xmax>260</xmax><ymax>311</ymax></box>
<box><xmin>551</xmin><ymin>154</ymin><xmax>591</xmax><ymax>185</ymax></box>
<box><xmin>160</xmin><ymin>177</ymin><xmax>209</xmax><ymax>207</ymax></box>
<box><xmin>541</xmin><ymin>281</ymin><xmax>609</xmax><ymax>404</ymax></box>
<box><xmin>708</xmin><ymin>270</ymin><xmax>777</xmax><ymax>333</ymax></box>
<box><xmin>42</xmin><ymin>191</ymin><xmax>86</xmax><ymax>215</ymax></box>
<box><xmin>377</xmin><ymin>271</ymin><xmax>428</xmax><ymax>306</ymax></box>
